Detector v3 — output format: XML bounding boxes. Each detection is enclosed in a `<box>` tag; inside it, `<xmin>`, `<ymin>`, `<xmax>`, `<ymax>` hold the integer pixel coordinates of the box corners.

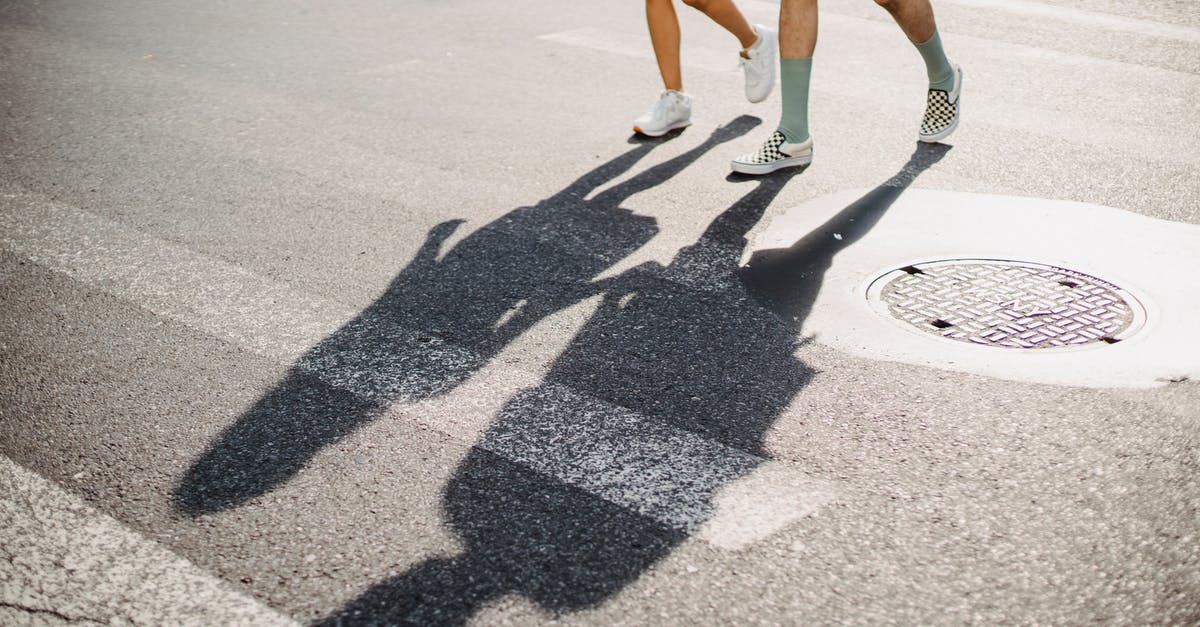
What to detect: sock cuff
<box><xmin>777</xmin><ymin>57</ymin><xmax>813</xmax><ymax>145</ymax></box>
<box><xmin>913</xmin><ymin>29</ymin><xmax>955</xmax><ymax>90</ymax></box>
<box><xmin>776</xmin><ymin>125</ymin><xmax>809</xmax><ymax>144</ymax></box>
<box><xmin>914</xmin><ymin>30</ymin><xmax>941</xmax><ymax>48</ymax></box>
<box><xmin>779</xmin><ymin>57</ymin><xmax>813</xmax><ymax>85</ymax></box>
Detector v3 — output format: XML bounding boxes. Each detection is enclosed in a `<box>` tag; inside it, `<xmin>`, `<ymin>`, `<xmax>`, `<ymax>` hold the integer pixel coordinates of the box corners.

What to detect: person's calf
<box><xmin>875</xmin><ymin>0</ymin><xmax>936</xmax><ymax>45</ymax></box>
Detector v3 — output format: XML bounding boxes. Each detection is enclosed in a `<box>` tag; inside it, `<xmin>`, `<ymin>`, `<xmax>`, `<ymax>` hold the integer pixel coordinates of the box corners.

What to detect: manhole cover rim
<box><xmin>863</xmin><ymin>257</ymin><xmax>1150</xmax><ymax>351</ymax></box>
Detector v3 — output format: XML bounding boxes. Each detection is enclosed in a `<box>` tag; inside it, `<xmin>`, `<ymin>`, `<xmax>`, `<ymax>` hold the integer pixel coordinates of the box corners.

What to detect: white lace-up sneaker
<box><xmin>919</xmin><ymin>64</ymin><xmax>962</xmax><ymax>143</ymax></box>
<box><xmin>740</xmin><ymin>24</ymin><xmax>777</xmax><ymax>103</ymax></box>
<box><xmin>633</xmin><ymin>90</ymin><xmax>693</xmax><ymax>137</ymax></box>
<box><xmin>730</xmin><ymin>131</ymin><xmax>812</xmax><ymax>175</ymax></box>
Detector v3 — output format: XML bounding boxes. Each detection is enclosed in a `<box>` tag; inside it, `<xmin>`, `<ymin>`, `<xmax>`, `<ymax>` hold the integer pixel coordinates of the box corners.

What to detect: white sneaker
<box><xmin>730</xmin><ymin>131</ymin><xmax>812</xmax><ymax>175</ymax></box>
<box><xmin>633</xmin><ymin>90</ymin><xmax>692</xmax><ymax>137</ymax></box>
<box><xmin>740</xmin><ymin>24</ymin><xmax>777</xmax><ymax>103</ymax></box>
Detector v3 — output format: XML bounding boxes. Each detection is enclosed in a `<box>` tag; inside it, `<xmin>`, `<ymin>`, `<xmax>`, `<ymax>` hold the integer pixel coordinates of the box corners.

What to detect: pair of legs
<box><xmin>777</xmin><ymin>0</ymin><xmax>953</xmax><ymax>142</ymax></box>
<box><xmin>732</xmin><ymin>0</ymin><xmax>961</xmax><ymax>173</ymax></box>
<box><xmin>635</xmin><ymin>0</ymin><xmax>777</xmax><ymax>137</ymax></box>
<box><xmin>778</xmin><ymin>0</ymin><xmax>939</xmax><ymax>58</ymax></box>
<box><xmin>646</xmin><ymin>0</ymin><xmax>758</xmax><ymax>93</ymax></box>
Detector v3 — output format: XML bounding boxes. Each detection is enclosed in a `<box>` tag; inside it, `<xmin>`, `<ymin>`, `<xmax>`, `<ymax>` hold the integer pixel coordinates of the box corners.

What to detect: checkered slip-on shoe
<box><xmin>730</xmin><ymin>131</ymin><xmax>813</xmax><ymax>175</ymax></box>
<box><xmin>919</xmin><ymin>64</ymin><xmax>962</xmax><ymax>143</ymax></box>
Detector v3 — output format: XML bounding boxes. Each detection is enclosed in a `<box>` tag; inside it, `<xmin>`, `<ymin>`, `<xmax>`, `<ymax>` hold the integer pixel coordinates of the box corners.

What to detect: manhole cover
<box><xmin>866</xmin><ymin>259</ymin><xmax>1147</xmax><ymax>349</ymax></box>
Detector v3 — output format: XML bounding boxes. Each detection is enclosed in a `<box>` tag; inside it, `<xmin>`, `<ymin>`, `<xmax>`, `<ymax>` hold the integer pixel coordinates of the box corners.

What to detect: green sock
<box><xmin>914</xmin><ymin>30</ymin><xmax>955</xmax><ymax>92</ymax></box>
<box><xmin>777</xmin><ymin>57</ymin><xmax>812</xmax><ymax>144</ymax></box>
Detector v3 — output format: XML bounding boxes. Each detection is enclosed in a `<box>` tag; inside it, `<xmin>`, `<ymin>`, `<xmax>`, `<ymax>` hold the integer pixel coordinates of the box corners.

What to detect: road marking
<box><xmin>0</xmin><ymin>188</ymin><xmax>351</xmax><ymax>366</ymax></box>
<box><xmin>0</xmin><ymin>185</ymin><xmax>835</xmax><ymax>548</ymax></box>
<box><xmin>939</xmin><ymin>0</ymin><xmax>1200</xmax><ymax>44</ymax></box>
<box><xmin>539</xmin><ymin>27</ymin><xmax>737</xmax><ymax>75</ymax></box>
<box><xmin>0</xmin><ymin>456</ymin><xmax>296</xmax><ymax>626</ymax></box>
<box><xmin>698</xmin><ymin>462</ymin><xmax>835</xmax><ymax>550</ymax></box>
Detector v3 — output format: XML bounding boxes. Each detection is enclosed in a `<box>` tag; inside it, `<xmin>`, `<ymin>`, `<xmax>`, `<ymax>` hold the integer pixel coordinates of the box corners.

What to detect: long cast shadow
<box><xmin>319</xmin><ymin>142</ymin><xmax>950</xmax><ymax>625</ymax></box>
<box><xmin>174</xmin><ymin>117</ymin><xmax>761</xmax><ymax>516</ymax></box>
<box><xmin>741</xmin><ymin>143</ymin><xmax>952</xmax><ymax>326</ymax></box>
<box><xmin>317</xmin><ymin>166</ymin><xmax>803</xmax><ymax>626</ymax></box>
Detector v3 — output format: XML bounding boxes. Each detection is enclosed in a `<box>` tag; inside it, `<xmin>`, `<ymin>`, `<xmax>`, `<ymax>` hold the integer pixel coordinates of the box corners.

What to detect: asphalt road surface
<box><xmin>2</xmin><ymin>0</ymin><xmax>1198</xmax><ymax>624</ymax></box>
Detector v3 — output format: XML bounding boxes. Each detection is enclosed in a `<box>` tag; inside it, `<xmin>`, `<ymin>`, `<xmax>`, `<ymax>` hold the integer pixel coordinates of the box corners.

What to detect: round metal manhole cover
<box><xmin>866</xmin><ymin>259</ymin><xmax>1148</xmax><ymax>349</ymax></box>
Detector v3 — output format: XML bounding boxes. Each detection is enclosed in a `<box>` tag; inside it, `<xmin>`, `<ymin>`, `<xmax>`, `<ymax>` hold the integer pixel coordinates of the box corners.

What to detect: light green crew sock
<box><xmin>914</xmin><ymin>30</ymin><xmax>955</xmax><ymax>92</ymax></box>
<box><xmin>777</xmin><ymin>57</ymin><xmax>812</xmax><ymax>144</ymax></box>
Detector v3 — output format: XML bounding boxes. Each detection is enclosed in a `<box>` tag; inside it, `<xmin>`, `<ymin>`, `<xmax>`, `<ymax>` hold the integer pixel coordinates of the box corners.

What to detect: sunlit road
<box><xmin>2</xmin><ymin>0</ymin><xmax>1198</xmax><ymax>623</ymax></box>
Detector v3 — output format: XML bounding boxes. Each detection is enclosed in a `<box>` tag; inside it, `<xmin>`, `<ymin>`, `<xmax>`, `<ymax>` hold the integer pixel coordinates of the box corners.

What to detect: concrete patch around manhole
<box><xmin>742</xmin><ymin>188</ymin><xmax>1200</xmax><ymax>388</ymax></box>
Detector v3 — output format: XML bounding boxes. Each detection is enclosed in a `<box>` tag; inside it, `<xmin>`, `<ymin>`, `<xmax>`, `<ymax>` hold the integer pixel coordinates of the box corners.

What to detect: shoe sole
<box><xmin>729</xmin><ymin>153</ymin><xmax>812</xmax><ymax>175</ymax></box>
<box><xmin>633</xmin><ymin>119</ymin><xmax>692</xmax><ymax>137</ymax></box>
<box><xmin>746</xmin><ymin>74</ymin><xmax>775</xmax><ymax>104</ymax></box>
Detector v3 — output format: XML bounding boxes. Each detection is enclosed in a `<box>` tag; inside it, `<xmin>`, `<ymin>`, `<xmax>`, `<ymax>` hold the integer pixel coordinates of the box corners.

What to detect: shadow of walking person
<box><xmin>319</xmin><ymin>143</ymin><xmax>951</xmax><ymax>626</ymax></box>
<box><xmin>740</xmin><ymin>142</ymin><xmax>952</xmax><ymax>327</ymax></box>
<box><xmin>319</xmin><ymin>167</ymin><xmax>805</xmax><ymax>626</ymax></box>
<box><xmin>173</xmin><ymin>116</ymin><xmax>761</xmax><ymax>516</ymax></box>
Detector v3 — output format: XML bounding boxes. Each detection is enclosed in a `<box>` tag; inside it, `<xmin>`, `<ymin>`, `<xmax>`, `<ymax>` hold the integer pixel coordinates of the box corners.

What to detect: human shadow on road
<box><xmin>174</xmin><ymin>116</ymin><xmax>761</xmax><ymax>516</ymax></box>
<box><xmin>316</xmin><ymin>165</ymin><xmax>805</xmax><ymax>627</ymax></box>
<box><xmin>740</xmin><ymin>142</ymin><xmax>952</xmax><ymax>327</ymax></box>
<box><xmin>317</xmin><ymin>142</ymin><xmax>951</xmax><ymax>626</ymax></box>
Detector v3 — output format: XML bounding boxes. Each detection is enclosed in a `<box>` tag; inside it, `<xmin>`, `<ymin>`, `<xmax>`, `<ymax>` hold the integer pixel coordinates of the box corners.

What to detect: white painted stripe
<box><xmin>538</xmin><ymin>27</ymin><xmax>738</xmax><ymax>75</ymax></box>
<box><xmin>0</xmin><ymin>186</ymin><xmax>834</xmax><ymax>548</ymax></box>
<box><xmin>0</xmin><ymin>456</ymin><xmax>297</xmax><ymax>626</ymax></box>
<box><xmin>480</xmin><ymin>386</ymin><xmax>834</xmax><ymax>538</ymax></box>
<box><xmin>699</xmin><ymin>462</ymin><xmax>835</xmax><ymax>550</ymax></box>
<box><xmin>0</xmin><ymin>190</ymin><xmax>352</xmax><ymax>366</ymax></box>
<box><xmin>393</xmin><ymin>340</ymin><xmax>835</xmax><ymax>545</ymax></box>
<box><xmin>940</xmin><ymin>0</ymin><xmax>1200</xmax><ymax>44</ymax></box>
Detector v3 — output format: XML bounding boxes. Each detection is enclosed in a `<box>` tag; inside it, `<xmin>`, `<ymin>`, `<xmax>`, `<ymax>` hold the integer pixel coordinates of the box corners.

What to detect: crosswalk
<box><xmin>0</xmin><ymin>184</ymin><xmax>835</xmax><ymax>548</ymax></box>
<box><xmin>0</xmin><ymin>456</ymin><xmax>295</xmax><ymax>625</ymax></box>
<box><xmin>3</xmin><ymin>0</ymin><xmax>1197</xmax><ymax>622</ymax></box>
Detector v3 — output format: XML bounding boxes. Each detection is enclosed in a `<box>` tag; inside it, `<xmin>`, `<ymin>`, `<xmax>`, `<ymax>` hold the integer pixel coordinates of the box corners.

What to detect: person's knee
<box><xmin>680</xmin><ymin>0</ymin><xmax>708</xmax><ymax>10</ymax></box>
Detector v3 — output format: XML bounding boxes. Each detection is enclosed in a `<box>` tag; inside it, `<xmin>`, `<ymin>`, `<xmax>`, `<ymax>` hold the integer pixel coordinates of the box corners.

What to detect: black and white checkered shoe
<box><xmin>919</xmin><ymin>65</ymin><xmax>962</xmax><ymax>143</ymax></box>
<box><xmin>730</xmin><ymin>131</ymin><xmax>813</xmax><ymax>175</ymax></box>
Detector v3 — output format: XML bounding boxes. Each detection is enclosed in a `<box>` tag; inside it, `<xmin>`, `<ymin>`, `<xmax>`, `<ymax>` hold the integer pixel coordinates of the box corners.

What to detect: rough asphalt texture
<box><xmin>1</xmin><ymin>0</ymin><xmax>1198</xmax><ymax>624</ymax></box>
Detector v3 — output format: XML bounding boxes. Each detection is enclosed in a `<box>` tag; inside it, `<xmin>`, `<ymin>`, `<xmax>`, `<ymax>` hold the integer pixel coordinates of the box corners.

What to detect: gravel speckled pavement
<box><xmin>2</xmin><ymin>0</ymin><xmax>1198</xmax><ymax>623</ymax></box>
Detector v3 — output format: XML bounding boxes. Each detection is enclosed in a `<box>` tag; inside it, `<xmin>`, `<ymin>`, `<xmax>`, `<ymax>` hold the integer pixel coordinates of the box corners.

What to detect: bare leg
<box><xmin>878</xmin><ymin>0</ymin><xmax>960</xmax><ymax>141</ymax></box>
<box><xmin>779</xmin><ymin>0</ymin><xmax>818</xmax><ymax>58</ymax></box>
<box><xmin>874</xmin><ymin>0</ymin><xmax>935</xmax><ymax>43</ymax></box>
<box><xmin>646</xmin><ymin>0</ymin><xmax>684</xmax><ymax>91</ymax></box>
<box><xmin>876</xmin><ymin>0</ymin><xmax>953</xmax><ymax>89</ymax></box>
<box><xmin>681</xmin><ymin>0</ymin><xmax>758</xmax><ymax>54</ymax></box>
<box><xmin>729</xmin><ymin>0</ymin><xmax>821</xmax><ymax>172</ymax></box>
